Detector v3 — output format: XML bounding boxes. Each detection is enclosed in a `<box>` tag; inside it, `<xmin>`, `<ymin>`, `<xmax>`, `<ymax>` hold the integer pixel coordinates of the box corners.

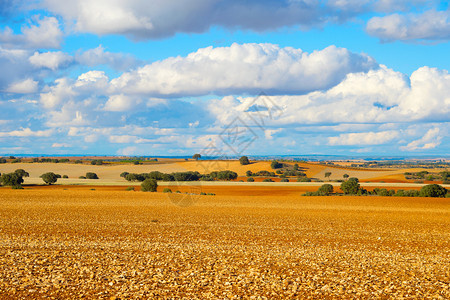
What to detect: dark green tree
<box><xmin>141</xmin><ymin>179</ymin><xmax>157</xmax><ymax>192</ymax></box>
<box><xmin>318</xmin><ymin>184</ymin><xmax>334</xmax><ymax>195</ymax></box>
<box><xmin>343</xmin><ymin>174</ymin><xmax>349</xmax><ymax>180</ymax></box>
<box><xmin>239</xmin><ymin>156</ymin><xmax>250</xmax><ymax>165</ymax></box>
<box><xmin>271</xmin><ymin>160</ymin><xmax>282</xmax><ymax>169</ymax></box>
<box><xmin>86</xmin><ymin>172</ymin><xmax>99</xmax><ymax>179</ymax></box>
<box><xmin>340</xmin><ymin>177</ymin><xmax>360</xmax><ymax>194</ymax></box>
<box><xmin>40</xmin><ymin>172</ymin><xmax>58</xmax><ymax>185</ymax></box>
<box><xmin>419</xmin><ymin>184</ymin><xmax>447</xmax><ymax>198</ymax></box>
<box><xmin>192</xmin><ymin>154</ymin><xmax>201</xmax><ymax>160</ymax></box>
<box><xmin>1</xmin><ymin>172</ymin><xmax>24</xmax><ymax>187</ymax></box>
<box><xmin>324</xmin><ymin>172</ymin><xmax>332</xmax><ymax>180</ymax></box>
<box><xmin>14</xmin><ymin>169</ymin><xmax>29</xmax><ymax>178</ymax></box>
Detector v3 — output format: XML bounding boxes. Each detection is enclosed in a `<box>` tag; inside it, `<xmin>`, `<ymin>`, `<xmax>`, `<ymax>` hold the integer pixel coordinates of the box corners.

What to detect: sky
<box><xmin>0</xmin><ymin>0</ymin><xmax>449</xmax><ymax>157</ymax></box>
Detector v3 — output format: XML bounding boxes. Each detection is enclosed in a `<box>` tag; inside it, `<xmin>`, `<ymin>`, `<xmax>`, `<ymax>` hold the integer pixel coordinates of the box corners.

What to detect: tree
<box><xmin>293</xmin><ymin>163</ymin><xmax>299</xmax><ymax>171</ymax></box>
<box><xmin>141</xmin><ymin>179</ymin><xmax>157</xmax><ymax>192</ymax></box>
<box><xmin>340</xmin><ymin>177</ymin><xmax>360</xmax><ymax>194</ymax></box>
<box><xmin>192</xmin><ymin>154</ymin><xmax>201</xmax><ymax>160</ymax></box>
<box><xmin>247</xmin><ymin>177</ymin><xmax>255</xmax><ymax>182</ymax></box>
<box><xmin>40</xmin><ymin>172</ymin><xmax>58</xmax><ymax>185</ymax></box>
<box><xmin>120</xmin><ymin>172</ymin><xmax>129</xmax><ymax>178</ymax></box>
<box><xmin>343</xmin><ymin>174</ymin><xmax>349</xmax><ymax>180</ymax></box>
<box><xmin>318</xmin><ymin>184</ymin><xmax>334</xmax><ymax>195</ymax></box>
<box><xmin>239</xmin><ymin>156</ymin><xmax>250</xmax><ymax>165</ymax></box>
<box><xmin>419</xmin><ymin>184</ymin><xmax>447</xmax><ymax>198</ymax></box>
<box><xmin>1</xmin><ymin>172</ymin><xmax>24</xmax><ymax>187</ymax></box>
<box><xmin>324</xmin><ymin>172</ymin><xmax>332</xmax><ymax>180</ymax></box>
<box><xmin>86</xmin><ymin>172</ymin><xmax>99</xmax><ymax>179</ymax></box>
<box><xmin>14</xmin><ymin>169</ymin><xmax>29</xmax><ymax>178</ymax></box>
<box><xmin>246</xmin><ymin>170</ymin><xmax>253</xmax><ymax>177</ymax></box>
<box><xmin>271</xmin><ymin>160</ymin><xmax>282</xmax><ymax>169</ymax></box>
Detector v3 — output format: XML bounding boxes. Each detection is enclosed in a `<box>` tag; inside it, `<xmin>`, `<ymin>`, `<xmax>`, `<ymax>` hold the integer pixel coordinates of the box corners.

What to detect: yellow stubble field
<box><xmin>0</xmin><ymin>188</ymin><xmax>449</xmax><ymax>299</ymax></box>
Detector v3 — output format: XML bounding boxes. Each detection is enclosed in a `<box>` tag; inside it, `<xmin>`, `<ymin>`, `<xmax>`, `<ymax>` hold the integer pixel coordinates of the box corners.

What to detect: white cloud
<box><xmin>52</xmin><ymin>143</ymin><xmax>71</xmax><ymax>148</ymax></box>
<box><xmin>42</xmin><ymin>0</ymin><xmax>435</xmax><ymax>40</ymax></box>
<box><xmin>208</xmin><ymin>65</ymin><xmax>450</xmax><ymax>126</ymax></box>
<box><xmin>366</xmin><ymin>10</ymin><xmax>450</xmax><ymax>42</ymax></box>
<box><xmin>110</xmin><ymin>43</ymin><xmax>376</xmax><ymax>96</ymax></box>
<box><xmin>400</xmin><ymin>128</ymin><xmax>442</xmax><ymax>151</ymax></box>
<box><xmin>109</xmin><ymin>135</ymin><xmax>139</xmax><ymax>144</ymax></box>
<box><xmin>0</xmin><ymin>128</ymin><xmax>53</xmax><ymax>137</ymax></box>
<box><xmin>40</xmin><ymin>78</ymin><xmax>75</xmax><ymax>109</ymax></box>
<box><xmin>0</xmin><ymin>16</ymin><xmax>63</xmax><ymax>49</ymax></box>
<box><xmin>5</xmin><ymin>78</ymin><xmax>38</xmax><ymax>94</ymax></box>
<box><xmin>75</xmin><ymin>45</ymin><xmax>139</xmax><ymax>71</ymax></box>
<box><xmin>328</xmin><ymin>130</ymin><xmax>400</xmax><ymax>145</ymax></box>
<box><xmin>29</xmin><ymin>51</ymin><xmax>72</xmax><ymax>70</ymax></box>
<box><xmin>103</xmin><ymin>94</ymin><xmax>140</xmax><ymax>112</ymax></box>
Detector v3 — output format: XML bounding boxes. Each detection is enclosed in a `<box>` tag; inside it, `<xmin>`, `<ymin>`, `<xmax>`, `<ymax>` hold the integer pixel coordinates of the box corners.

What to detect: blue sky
<box><xmin>0</xmin><ymin>0</ymin><xmax>449</xmax><ymax>156</ymax></box>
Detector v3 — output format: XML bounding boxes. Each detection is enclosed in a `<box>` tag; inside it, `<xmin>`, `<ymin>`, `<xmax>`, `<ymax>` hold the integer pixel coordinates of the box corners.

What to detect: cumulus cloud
<box><xmin>0</xmin><ymin>16</ymin><xmax>63</xmax><ymax>49</ymax></box>
<box><xmin>400</xmin><ymin>128</ymin><xmax>442</xmax><ymax>151</ymax></box>
<box><xmin>110</xmin><ymin>43</ymin><xmax>377</xmax><ymax>96</ymax></box>
<box><xmin>29</xmin><ymin>51</ymin><xmax>72</xmax><ymax>70</ymax></box>
<box><xmin>75</xmin><ymin>45</ymin><xmax>140</xmax><ymax>71</ymax></box>
<box><xmin>41</xmin><ymin>0</ymin><xmax>436</xmax><ymax>40</ymax></box>
<box><xmin>103</xmin><ymin>94</ymin><xmax>141</xmax><ymax>112</ymax></box>
<box><xmin>366</xmin><ymin>10</ymin><xmax>450</xmax><ymax>42</ymax></box>
<box><xmin>0</xmin><ymin>128</ymin><xmax>53</xmax><ymax>137</ymax></box>
<box><xmin>5</xmin><ymin>78</ymin><xmax>38</xmax><ymax>93</ymax></box>
<box><xmin>328</xmin><ymin>130</ymin><xmax>400</xmax><ymax>145</ymax></box>
<box><xmin>208</xmin><ymin>65</ymin><xmax>450</xmax><ymax>126</ymax></box>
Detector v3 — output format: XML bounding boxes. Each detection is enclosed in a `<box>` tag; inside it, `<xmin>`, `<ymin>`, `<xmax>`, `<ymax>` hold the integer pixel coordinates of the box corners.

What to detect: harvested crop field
<box><xmin>0</xmin><ymin>188</ymin><xmax>449</xmax><ymax>298</ymax></box>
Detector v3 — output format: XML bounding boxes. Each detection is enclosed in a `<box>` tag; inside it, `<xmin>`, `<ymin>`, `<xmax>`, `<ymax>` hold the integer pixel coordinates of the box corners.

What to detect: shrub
<box><xmin>247</xmin><ymin>177</ymin><xmax>255</xmax><ymax>182</ymax></box>
<box><xmin>271</xmin><ymin>160</ymin><xmax>282</xmax><ymax>169</ymax></box>
<box><xmin>79</xmin><ymin>176</ymin><xmax>86</xmax><ymax>179</ymax></box>
<box><xmin>163</xmin><ymin>188</ymin><xmax>172</xmax><ymax>193</ymax></box>
<box><xmin>1</xmin><ymin>172</ymin><xmax>24</xmax><ymax>188</ymax></box>
<box><xmin>40</xmin><ymin>172</ymin><xmax>58</xmax><ymax>185</ymax></box>
<box><xmin>419</xmin><ymin>184</ymin><xmax>447</xmax><ymax>198</ymax></box>
<box><xmin>280</xmin><ymin>178</ymin><xmax>289</xmax><ymax>182</ymax></box>
<box><xmin>293</xmin><ymin>163</ymin><xmax>299</xmax><ymax>170</ymax></box>
<box><xmin>318</xmin><ymin>184</ymin><xmax>333</xmax><ymax>195</ymax></box>
<box><xmin>14</xmin><ymin>169</ymin><xmax>29</xmax><ymax>178</ymax></box>
<box><xmin>141</xmin><ymin>179</ymin><xmax>157</xmax><ymax>192</ymax></box>
<box><xmin>239</xmin><ymin>156</ymin><xmax>250</xmax><ymax>165</ymax></box>
<box><xmin>126</xmin><ymin>187</ymin><xmax>135</xmax><ymax>191</ymax></box>
<box><xmin>62</xmin><ymin>175</ymin><xmax>68</xmax><ymax>179</ymax></box>
<box><xmin>340</xmin><ymin>177</ymin><xmax>360</xmax><ymax>194</ymax></box>
<box><xmin>263</xmin><ymin>178</ymin><xmax>274</xmax><ymax>182</ymax></box>
<box><xmin>297</xmin><ymin>177</ymin><xmax>311</xmax><ymax>182</ymax></box>
<box><xmin>0</xmin><ymin>158</ymin><xmax>7</xmax><ymax>163</ymax></box>
<box><xmin>86</xmin><ymin>172</ymin><xmax>99</xmax><ymax>179</ymax></box>
<box><xmin>74</xmin><ymin>160</ymin><xmax>82</xmax><ymax>164</ymax></box>
<box><xmin>246</xmin><ymin>170</ymin><xmax>253</xmax><ymax>177</ymax></box>
<box><xmin>120</xmin><ymin>172</ymin><xmax>129</xmax><ymax>178</ymax></box>
<box><xmin>12</xmin><ymin>185</ymin><xmax>24</xmax><ymax>189</ymax></box>
<box><xmin>90</xmin><ymin>160</ymin><xmax>103</xmax><ymax>165</ymax></box>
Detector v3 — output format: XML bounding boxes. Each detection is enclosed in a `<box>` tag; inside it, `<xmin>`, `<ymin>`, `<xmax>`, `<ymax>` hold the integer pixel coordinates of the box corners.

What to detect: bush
<box><xmin>340</xmin><ymin>177</ymin><xmax>360</xmax><ymax>194</ymax></box>
<box><xmin>40</xmin><ymin>172</ymin><xmax>58</xmax><ymax>185</ymax></box>
<box><xmin>419</xmin><ymin>184</ymin><xmax>447</xmax><ymax>198</ymax></box>
<box><xmin>247</xmin><ymin>177</ymin><xmax>255</xmax><ymax>182</ymax></box>
<box><xmin>163</xmin><ymin>188</ymin><xmax>172</xmax><ymax>193</ymax></box>
<box><xmin>14</xmin><ymin>169</ymin><xmax>29</xmax><ymax>178</ymax></box>
<box><xmin>280</xmin><ymin>178</ymin><xmax>289</xmax><ymax>182</ymax></box>
<box><xmin>271</xmin><ymin>160</ymin><xmax>282</xmax><ymax>169</ymax></box>
<box><xmin>126</xmin><ymin>187</ymin><xmax>135</xmax><ymax>191</ymax></box>
<box><xmin>120</xmin><ymin>172</ymin><xmax>129</xmax><ymax>178</ymax></box>
<box><xmin>297</xmin><ymin>177</ymin><xmax>311</xmax><ymax>182</ymax></box>
<box><xmin>239</xmin><ymin>156</ymin><xmax>250</xmax><ymax>165</ymax></box>
<box><xmin>79</xmin><ymin>176</ymin><xmax>86</xmax><ymax>179</ymax></box>
<box><xmin>263</xmin><ymin>178</ymin><xmax>274</xmax><ymax>182</ymax></box>
<box><xmin>318</xmin><ymin>184</ymin><xmax>334</xmax><ymax>195</ymax></box>
<box><xmin>86</xmin><ymin>172</ymin><xmax>99</xmax><ymax>179</ymax></box>
<box><xmin>0</xmin><ymin>158</ymin><xmax>6</xmax><ymax>163</ymax></box>
<box><xmin>1</xmin><ymin>172</ymin><xmax>24</xmax><ymax>188</ymax></box>
<box><xmin>74</xmin><ymin>160</ymin><xmax>82</xmax><ymax>164</ymax></box>
<box><xmin>90</xmin><ymin>160</ymin><xmax>103</xmax><ymax>165</ymax></box>
<box><xmin>246</xmin><ymin>170</ymin><xmax>253</xmax><ymax>177</ymax></box>
<box><xmin>141</xmin><ymin>179</ymin><xmax>157</xmax><ymax>192</ymax></box>
<box><xmin>62</xmin><ymin>175</ymin><xmax>68</xmax><ymax>179</ymax></box>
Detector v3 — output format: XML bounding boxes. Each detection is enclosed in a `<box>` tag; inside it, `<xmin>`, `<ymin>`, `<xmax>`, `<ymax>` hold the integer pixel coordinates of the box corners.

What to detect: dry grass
<box><xmin>0</xmin><ymin>188</ymin><xmax>448</xmax><ymax>298</ymax></box>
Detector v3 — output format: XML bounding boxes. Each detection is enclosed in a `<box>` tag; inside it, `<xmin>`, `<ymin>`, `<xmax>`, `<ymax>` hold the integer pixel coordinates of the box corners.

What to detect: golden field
<box><xmin>0</xmin><ymin>188</ymin><xmax>449</xmax><ymax>299</ymax></box>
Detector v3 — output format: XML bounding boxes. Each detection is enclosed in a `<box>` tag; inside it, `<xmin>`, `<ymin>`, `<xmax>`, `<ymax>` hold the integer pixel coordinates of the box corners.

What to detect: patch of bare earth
<box><xmin>0</xmin><ymin>189</ymin><xmax>449</xmax><ymax>298</ymax></box>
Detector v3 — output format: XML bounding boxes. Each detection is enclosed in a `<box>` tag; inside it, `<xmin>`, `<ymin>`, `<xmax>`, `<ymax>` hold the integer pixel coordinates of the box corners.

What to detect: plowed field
<box><xmin>0</xmin><ymin>188</ymin><xmax>449</xmax><ymax>298</ymax></box>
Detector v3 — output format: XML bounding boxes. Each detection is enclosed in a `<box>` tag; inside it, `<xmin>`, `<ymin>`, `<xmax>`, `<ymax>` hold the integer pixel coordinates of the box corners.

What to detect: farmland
<box><xmin>0</xmin><ymin>187</ymin><xmax>449</xmax><ymax>298</ymax></box>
